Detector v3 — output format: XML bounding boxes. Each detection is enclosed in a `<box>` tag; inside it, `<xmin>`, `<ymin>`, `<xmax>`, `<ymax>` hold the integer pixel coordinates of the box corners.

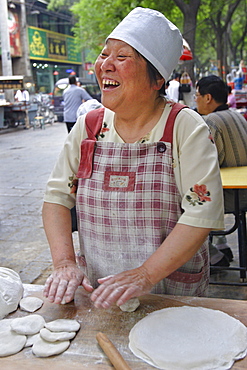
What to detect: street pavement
<box><xmin>0</xmin><ymin>122</ymin><xmax>246</xmax><ymax>299</ymax></box>
<box><xmin>0</xmin><ymin>122</ymin><xmax>68</xmax><ymax>284</ymax></box>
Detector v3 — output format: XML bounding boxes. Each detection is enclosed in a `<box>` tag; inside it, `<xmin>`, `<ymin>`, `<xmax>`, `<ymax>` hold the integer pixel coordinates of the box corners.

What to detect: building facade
<box><xmin>0</xmin><ymin>0</ymin><xmax>94</xmax><ymax>94</ymax></box>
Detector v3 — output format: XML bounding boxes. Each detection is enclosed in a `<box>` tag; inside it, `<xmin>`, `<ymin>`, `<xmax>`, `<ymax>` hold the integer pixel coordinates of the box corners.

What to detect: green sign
<box><xmin>28</xmin><ymin>26</ymin><xmax>81</xmax><ymax>64</ymax></box>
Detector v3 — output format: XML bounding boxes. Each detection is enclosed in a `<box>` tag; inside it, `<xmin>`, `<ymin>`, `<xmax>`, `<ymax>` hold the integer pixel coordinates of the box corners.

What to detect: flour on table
<box><xmin>0</xmin><ymin>267</ymin><xmax>23</xmax><ymax>319</ymax></box>
<box><xmin>129</xmin><ymin>306</ymin><xmax>247</xmax><ymax>370</ymax></box>
<box><xmin>119</xmin><ymin>297</ymin><xmax>140</xmax><ymax>312</ymax></box>
<box><xmin>19</xmin><ymin>296</ymin><xmax>43</xmax><ymax>312</ymax></box>
<box><xmin>0</xmin><ymin>328</ymin><xmax>26</xmax><ymax>357</ymax></box>
<box><xmin>11</xmin><ymin>314</ymin><xmax>45</xmax><ymax>335</ymax></box>
<box><xmin>32</xmin><ymin>335</ymin><xmax>70</xmax><ymax>357</ymax></box>
<box><xmin>40</xmin><ymin>327</ymin><xmax>76</xmax><ymax>342</ymax></box>
<box><xmin>45</xmin><ymin>319</ymin><xmax>80</xmax><ymax>332</ymax></box>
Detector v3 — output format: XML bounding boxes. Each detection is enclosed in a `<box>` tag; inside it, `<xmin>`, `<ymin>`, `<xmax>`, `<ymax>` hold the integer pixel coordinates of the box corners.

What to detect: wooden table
<box><xmin>1</xmin><ymin>284</ymin><xmax>247</xmax><ymax>369</ymax></box>
<box><xmin>210</xmin><ymin>166</ymin><xmax>247</xmax><ymax>280</ymax></box>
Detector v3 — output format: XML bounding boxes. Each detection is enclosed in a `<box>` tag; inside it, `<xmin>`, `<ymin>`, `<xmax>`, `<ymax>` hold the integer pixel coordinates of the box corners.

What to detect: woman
<box><xmin>42</xmin><ymin>8</ymin><xmax>224</xmax><ymax>309</ymax></box>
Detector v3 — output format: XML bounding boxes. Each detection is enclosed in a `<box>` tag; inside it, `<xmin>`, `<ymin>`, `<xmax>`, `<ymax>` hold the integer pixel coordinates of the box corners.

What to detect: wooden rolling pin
<box><xmin>96</xmin><ymin>332</ymin><xmax>131</xmax><ymax>370</ymax></box>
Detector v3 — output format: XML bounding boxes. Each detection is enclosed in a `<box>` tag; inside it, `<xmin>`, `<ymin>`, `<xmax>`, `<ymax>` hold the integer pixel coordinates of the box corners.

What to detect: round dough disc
<box><xmin>45</xmin><ymin>319</ymin><xmax>80</xmax><ymax>332</ymax></box>
<box><xmin>129</xmin><ymin>306</ymin><xmax>247</xmax><ymax>370</ymax></box>
<box><xmin>40</xmin><ymin>327</ymin><xmax>76</xmax><ymax>342</ymax></box>
<box><xmin>32</xmin><ymin>336</ymin><xmax>70</xmax><ymax>357</ymax></box>
<box><xmin>11</xmin><ymin>314</ymin><xmax>46</xmax><ymax>335</ymax></box>
<box><xmin>19</xmin><ymin>297</ymin><xmax>43</xmax><ymax>312</ymax></box>
<box><xmin>0</xmin><ymin>329</ymin><xmax>26</xmax><ymax>357</ymax></box>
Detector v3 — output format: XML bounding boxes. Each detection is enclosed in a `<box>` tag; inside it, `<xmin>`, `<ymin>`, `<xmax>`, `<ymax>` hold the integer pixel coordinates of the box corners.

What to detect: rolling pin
<box><xmin>96</xmin><ymin>332</ymin><xmax>131</xmax><ymax>370</ymax></box>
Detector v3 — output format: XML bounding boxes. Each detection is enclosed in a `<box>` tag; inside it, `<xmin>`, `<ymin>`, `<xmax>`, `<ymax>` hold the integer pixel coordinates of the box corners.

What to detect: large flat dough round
<box><xmin>129</xmin><ymin>306</ymin><xmax>247</xmax><ymax>370</ymax></box>
<box><xmin>45</xmin><ymin>319</ymin><xmax>80</xmax><ymax>332</ymax></box>
<box><xmin>11</xmin><ymin>314</ymin><xmax>45</xmax><ymax>335</ymax></box>
<box><xmin>32</xmin><ymin>336</ymin><xmax>70</xmax><ymax>357</ymax></box>
<box><xmin>0</xmin><ymin>329</ymin><xmax>26</xmax><ymax>357</ymax></box>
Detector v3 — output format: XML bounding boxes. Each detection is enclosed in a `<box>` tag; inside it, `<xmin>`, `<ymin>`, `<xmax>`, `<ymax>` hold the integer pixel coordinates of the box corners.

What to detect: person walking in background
<box><xmin>195</xmin><ymin>75</ymin><xmax>247</xmax><ymax>267</ymax></box>
<box><xmin>166</xmin><ymin>72</ymin><xmax>181</xmax><ymax>102</ymax></box>
<box><xmin>227</xmin><ymin>85</ymin><xmax>237</xmax><ymax>109</ymax></box>
<box><xmin>42</xmin><ymin>7</ymin><xmax>224</xmax><ymax>307</ymax></box>
<box><xmin>63</xmin><ymin>75</ymin><xmax>92</xmax><ymax>132</ymax></box>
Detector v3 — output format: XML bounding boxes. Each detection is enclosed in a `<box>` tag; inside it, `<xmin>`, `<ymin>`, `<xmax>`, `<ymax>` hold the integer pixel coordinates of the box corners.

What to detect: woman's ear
<box><xmin>154</xmin><ymin>77</ymin><xmax>165</xmax><ymax>90</ymax></box>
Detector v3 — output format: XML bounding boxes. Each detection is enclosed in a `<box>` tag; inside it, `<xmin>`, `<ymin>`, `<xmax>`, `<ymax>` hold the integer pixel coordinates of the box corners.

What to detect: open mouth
<box><xmin>102</xmin><ymin>79</ymin><xmax>120</xmax><ymax>90</ymax></box>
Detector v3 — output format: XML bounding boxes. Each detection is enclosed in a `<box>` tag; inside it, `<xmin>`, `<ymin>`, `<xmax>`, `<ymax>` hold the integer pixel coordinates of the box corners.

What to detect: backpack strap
<box><xmin>76</xmin><ymin>108</ymin><xmax>105</xmax><ymax>179</ymax></box>
<box><xmin>160</xmin><ymin>102</ymin><xmax>187</xmax><ymax>143</ymax></box>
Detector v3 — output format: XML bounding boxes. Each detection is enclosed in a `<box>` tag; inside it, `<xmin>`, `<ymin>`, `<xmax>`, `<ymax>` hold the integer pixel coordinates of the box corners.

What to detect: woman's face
<box><xmin>95</xmin><ymin>39</ymin><xmax>157</xmax><ymax>112</ymax></box>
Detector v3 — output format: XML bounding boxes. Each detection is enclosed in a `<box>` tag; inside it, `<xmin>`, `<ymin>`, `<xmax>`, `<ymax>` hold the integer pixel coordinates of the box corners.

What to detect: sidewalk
<box><xmin>0</xmin><ymin>122</ymin><xmax>246</xmax><ymax>299</ymax></box>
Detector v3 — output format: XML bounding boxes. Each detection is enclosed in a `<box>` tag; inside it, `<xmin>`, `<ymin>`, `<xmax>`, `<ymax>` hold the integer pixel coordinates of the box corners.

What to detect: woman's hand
<box><xmin>43</xmin><ymin>264</ymin><xmax>94</xmax><ymax>304</ymax></box>
<box><xmin>90</xmin><ymin>266</ymin><xmax>153</xmax><ymax>309</ymax></box>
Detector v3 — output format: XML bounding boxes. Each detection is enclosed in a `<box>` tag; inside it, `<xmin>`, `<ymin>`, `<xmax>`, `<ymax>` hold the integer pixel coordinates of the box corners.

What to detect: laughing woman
<box><xmin>42</xmin><ymin>7</ymin><xmax>224</xmax><ymax>308</ymax></box>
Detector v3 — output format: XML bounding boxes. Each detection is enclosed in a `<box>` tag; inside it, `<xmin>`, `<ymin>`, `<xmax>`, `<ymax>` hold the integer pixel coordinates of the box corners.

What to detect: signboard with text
<box><xmin>28</xmin><ymin>26</ymin><xmax>81</xmax><ymax>64</ymax></box>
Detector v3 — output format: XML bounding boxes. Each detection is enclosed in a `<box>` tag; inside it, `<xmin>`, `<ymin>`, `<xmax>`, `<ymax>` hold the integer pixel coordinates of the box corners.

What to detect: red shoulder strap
<box><xmin>161</xmin><ymin>102</ymin><xmax>187</xmax><ymax>143</ymax></box>
<box><xmin>76</xmin><ymin>108</ymin><xmax>105</xmax><ymax>179</ymax></box>
<box><xmin>85</xmin><ymin>107</ymin><xmax>105</xmax><ymax>139</ymax></box>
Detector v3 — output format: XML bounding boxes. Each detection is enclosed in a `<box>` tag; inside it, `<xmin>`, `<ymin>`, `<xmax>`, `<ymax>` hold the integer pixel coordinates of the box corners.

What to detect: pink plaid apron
<box><xmin>76</xmin><ymin>106</ymin><xmax>209</xmax><ymax>296</ymax></box>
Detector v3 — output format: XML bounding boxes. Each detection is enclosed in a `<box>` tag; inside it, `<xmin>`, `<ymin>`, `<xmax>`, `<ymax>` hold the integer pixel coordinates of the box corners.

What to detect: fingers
<box><xmin>91</xmin><ymin>267</ymin><xmax>153</xmax><ymax>309</ymax></box>
<box><xmin>43</xmin><ymin>265</ymin><xmax>92</xmax><ymax>304</ymax></box>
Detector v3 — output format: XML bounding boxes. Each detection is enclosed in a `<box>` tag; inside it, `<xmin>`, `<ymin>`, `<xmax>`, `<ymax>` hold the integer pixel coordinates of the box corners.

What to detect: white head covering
<box><xmin>107</xmin><ymin>7</ymin><xmax>183</xmax><ymax>81</ymax></box>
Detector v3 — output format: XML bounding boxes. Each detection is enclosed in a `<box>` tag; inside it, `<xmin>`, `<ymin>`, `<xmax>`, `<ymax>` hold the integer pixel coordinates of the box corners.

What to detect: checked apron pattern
<box><xmin>76</xmin><ymin>106</ymin><xmax>209</xmax><ymax>296</ymax></box>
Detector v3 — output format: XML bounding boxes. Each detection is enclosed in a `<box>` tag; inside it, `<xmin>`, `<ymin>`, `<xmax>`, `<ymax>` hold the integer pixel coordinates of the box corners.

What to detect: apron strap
<box><xmin>161</xmin><ymin>102</ymin><xmax>187</xmax><ymax>143</ymax></box>
<box><xmin>76</xmin><ymin>108</ymin><xmax>105</xmax><ymax>179</ymax></box>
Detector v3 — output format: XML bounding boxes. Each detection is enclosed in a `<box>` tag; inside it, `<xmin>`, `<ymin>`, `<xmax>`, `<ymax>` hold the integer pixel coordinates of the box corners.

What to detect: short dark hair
<box><xmin>69</xmin><ymin>75</ymin><xmax>77</xmax><ymax>85</ymax></box>
<box><xmin>196</xmin><ymin>75</ymin><xmax>228</xmax><ymax>104</ymax></box>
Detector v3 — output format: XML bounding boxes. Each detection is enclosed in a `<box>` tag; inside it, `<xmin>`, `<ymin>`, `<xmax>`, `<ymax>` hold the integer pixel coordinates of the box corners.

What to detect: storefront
<box><xmin>28</xmin><ymin>26</ymin><xmax>83</xmax><ymax>93</ymax></box>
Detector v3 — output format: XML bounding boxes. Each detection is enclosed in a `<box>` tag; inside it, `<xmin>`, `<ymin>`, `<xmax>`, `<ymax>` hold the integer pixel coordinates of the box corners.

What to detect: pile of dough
<box><xmin>0</xmin><ymin>267</ymin><xmax>23</xmax><ymax>319</ymax></box>
<box><xmin>0</xmin><ymin>314</ymin><xmax>80</xmax><ymax>358</ymax></box>
<box><xmin>129</xmin><ymin>306</ymin><xmax>247</xmax><ymax>370</ymax></box>
<box><xmin>33</xmin><ymin>319</ymin><xmax>80</xmax><ymax>357</ymax></box>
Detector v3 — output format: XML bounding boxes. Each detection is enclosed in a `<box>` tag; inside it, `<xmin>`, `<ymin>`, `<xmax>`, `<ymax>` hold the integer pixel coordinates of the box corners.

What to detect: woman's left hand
<box><xmin>90</xmin><ymin>266</ymin><xmax>153</xmax><ymax>309</ymax></box>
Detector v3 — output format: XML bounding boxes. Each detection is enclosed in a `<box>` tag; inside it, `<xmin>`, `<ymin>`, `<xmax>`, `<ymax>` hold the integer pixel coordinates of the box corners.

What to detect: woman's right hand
<box><xmin>43</xmin><ymin>263</ymin><xmax>94</xmax><ymax>304</ymax></box>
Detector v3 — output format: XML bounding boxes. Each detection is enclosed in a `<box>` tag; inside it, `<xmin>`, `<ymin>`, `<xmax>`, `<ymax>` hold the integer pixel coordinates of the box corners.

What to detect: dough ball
<box><xmin>0</xmin><ymin>328</ymin><xmax>26</xmax><ymax>357</ymax></box>
<box><xmin>119</xmin><ymin>298</ymin><xmax>140</xmax><ymax>312</ymax></box>
<box><xmin>45</xmin><ymin>319</ymin><xmax>80</xmax><ymax>332</ymax></box>
<box><xmin>40</xmin><ymin>327</ymin><xmax>76</xmax><ymax>342</ymax></box>
<box><xmin>0</xmin><ymin>267</ymin><xmax>23</xmax><ymax>319</ymax></box>
<box><xmin>32</xmin><ymin>336</ymin><xmax>70</xmax><ymax>357</ymax></box>
<box><xmin>11</xmin><ymin>314</ymin><xmax>46</xmax><ymax>335</ymax></box>
<box><xmin>19</xmin><ymin>296</ymin><xmax>43</xmax><ymax>313</ymax></box>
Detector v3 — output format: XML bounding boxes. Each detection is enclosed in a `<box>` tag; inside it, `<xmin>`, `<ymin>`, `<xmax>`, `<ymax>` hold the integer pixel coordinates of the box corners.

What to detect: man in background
<box><xmin>63</xmin><ymin>75</ymin><xmax>92</xmax><ymax>132</ymax></box>
<box><xmin>166</xmin><ymin>72</ymin><xmax>181</xmax><ymax>102</ymax></box>
<box><xmin>14</xmin><ymin>88</ymin><xmax>30</xmax><ymax>129</ymax></box>
<box><xmin>195</xmin><ymin>75</ymin><xmax>247</xmax><ymax>267</ymax></box>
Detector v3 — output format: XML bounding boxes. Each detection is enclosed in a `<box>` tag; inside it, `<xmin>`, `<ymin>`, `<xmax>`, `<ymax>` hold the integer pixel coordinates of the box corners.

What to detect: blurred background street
<box><xmin>0</xmin><ymin>123</ymin><xmax>247</xmax><ymax>300</ymax></box>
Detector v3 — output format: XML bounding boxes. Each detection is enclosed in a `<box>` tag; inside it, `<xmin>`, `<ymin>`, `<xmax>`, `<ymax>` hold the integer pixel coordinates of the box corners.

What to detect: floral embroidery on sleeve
<box><xmin>97</xmin><ymin>122</ymin><xmax>110</xmax><ymax>139</ymax></box>
<box><xmin>186</xmin><ymin>184</ymin><xmax>211</xmax><ymax>206</ymax></box>
<box><xmin>68</xmin><ymin>174</ymin><xmax>78</xmax><ymax>194</ymax></box>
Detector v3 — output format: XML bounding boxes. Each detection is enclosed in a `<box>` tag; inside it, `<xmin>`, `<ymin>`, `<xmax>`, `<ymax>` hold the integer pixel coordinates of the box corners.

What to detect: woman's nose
<box><xmin>101</xmin><ymin>56</ymin><xmax>115</xmax><ymax>71</ymax></box>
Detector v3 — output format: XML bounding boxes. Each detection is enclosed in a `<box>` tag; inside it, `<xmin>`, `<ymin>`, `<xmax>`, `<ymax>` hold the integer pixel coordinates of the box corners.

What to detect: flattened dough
<box><xmin>19</xmin><ymin>297</ymin><xmax>43</xmax><ymax>312</ymax></box>
<box><xmin>129</xmin><ymin>306</ymin><xmax>247</xmax><ymax>370</ymax></box>
<box><xmin>32</xmin><ymin>336</ymin><xmax>70</xmax><ymax>357</ymax></box>
<box><xmin>119</xmin><ymin>298</ymin><xmax>140</xmax><ymax>312</ymax></box>
<box><xmin>40</xmin><ymin>327</ymin><xmax>76</xmax><ymax>342</ymax></box>
<box><xmin>11</xmin><ymin>314</ymin><xmax>45</xmax><ymax>335</ymax></box>
<box><xmin>45</xmin><ymin>319</ymin><xmax>80</xmax><ymax>332</ymax></box>
<box><xmin>0</xmin><ymin>329</ymin><xmax>26</xmax><ymax>357</ymax></box>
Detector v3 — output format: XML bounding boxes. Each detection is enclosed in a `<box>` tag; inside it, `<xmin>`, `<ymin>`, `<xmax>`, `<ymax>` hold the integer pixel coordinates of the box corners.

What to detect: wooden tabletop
<box><xmin>220</xmin><ymin>166</ymin><xmax>247</xmax><ymax>189</ymax></box>
<box><xmin>1</xmin><ymin>284</ymin><xmax>247</xmax><ymax>369</ymax></box>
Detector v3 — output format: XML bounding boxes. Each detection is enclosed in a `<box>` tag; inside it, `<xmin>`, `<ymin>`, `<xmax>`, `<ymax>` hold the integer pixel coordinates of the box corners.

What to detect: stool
<box><xmin>33</xmin><ymin>116</ymin><xmax>45</xmax><ymax>129</ymax></box>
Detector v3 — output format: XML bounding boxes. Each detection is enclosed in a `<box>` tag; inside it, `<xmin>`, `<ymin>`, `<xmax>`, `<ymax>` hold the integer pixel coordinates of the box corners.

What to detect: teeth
<box><xmin>103</xmin><ymin>79</ymin><xmax>120</xmax><ymax>86</ymax></box>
